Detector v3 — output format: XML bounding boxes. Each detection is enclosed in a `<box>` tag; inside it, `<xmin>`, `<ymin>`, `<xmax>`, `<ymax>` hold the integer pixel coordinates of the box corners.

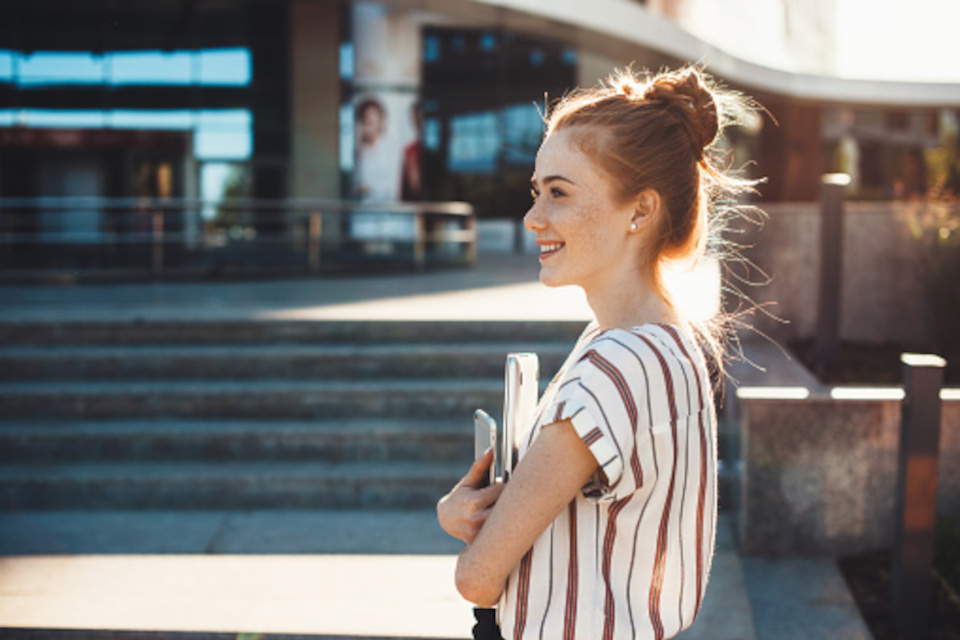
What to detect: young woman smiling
<box><xmin>438</xmin><ymin>66</ymin><xmax>759</xmax><ymax>640</ymax></box>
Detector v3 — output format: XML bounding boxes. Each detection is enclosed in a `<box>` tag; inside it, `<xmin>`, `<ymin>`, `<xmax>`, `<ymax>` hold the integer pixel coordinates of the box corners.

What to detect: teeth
<box><xmin>540</xmin><ymin>243</ymin><xmax>563</xmax><ymax>253</ymax></box>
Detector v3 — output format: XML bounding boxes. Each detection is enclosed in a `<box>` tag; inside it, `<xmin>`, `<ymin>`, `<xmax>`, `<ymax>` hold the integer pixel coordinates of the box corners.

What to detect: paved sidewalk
<box><xmin>0</xmin><ymin>510</ymin><xmax>869</xmax><ymax>639</ymax></box>
<box><xmin>0</xmin><ymin>513</ymin><xmax>757</xmax><ymax>639</ymax></box>
<box><xmin>0</xmin><ymin>255</ymin><xmax>593</xmax><ymax>323</ymax></box>
<box><xmin>0</xmin><ymin>255</ymin><xmax>871</xmax><ymax>639</ymax></box>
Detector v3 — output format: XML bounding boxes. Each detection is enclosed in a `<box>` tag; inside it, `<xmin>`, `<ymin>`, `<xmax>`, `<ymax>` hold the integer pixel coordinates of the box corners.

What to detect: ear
<box><xmin>630</xmin><ymin>189</ymin><xmax>661</xmax><ymax>229</ymax></box>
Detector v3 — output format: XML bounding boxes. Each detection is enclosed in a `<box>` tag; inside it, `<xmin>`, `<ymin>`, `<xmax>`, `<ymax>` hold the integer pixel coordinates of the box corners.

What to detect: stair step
<box><xmin>0</xmin><ymin>342</ymin><xmax>569</xmax><ymax>380</ymax></box>
<box><xmin>0</xmin><ymin>419</ymin><xmax>475</xmax><ymax>463</ymax></box>
<box><xmin>0</xmin><ymin>319</ymin><xmax>587</xmax><ymax>346</ymax></box>
<box><xmin>0</xmin><ymin>379</ymin><xmax>504</xmax><ymax>419</ymax></box>
<box><xmin>0</xmin><ymin>460</ymin><xmax>466</xmax><ymax>510</ymax></box>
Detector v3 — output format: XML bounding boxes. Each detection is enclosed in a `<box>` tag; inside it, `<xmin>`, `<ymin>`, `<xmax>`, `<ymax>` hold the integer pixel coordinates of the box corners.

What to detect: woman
<box><xmin>437</xmin><ymin>66</ymin><xmax>757</xmax><ymax>640</ymax></box>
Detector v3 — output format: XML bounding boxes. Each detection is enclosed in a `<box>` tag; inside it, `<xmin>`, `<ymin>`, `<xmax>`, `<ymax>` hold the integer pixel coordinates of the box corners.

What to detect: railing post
<box><xmin>814</xmin><ymin>173</ymin><xmax>850</xmax><ymax>373</ymax></box>
<box><xmin>891</xmin><ymin>352</ymin><xmax>946</xmax><ymax>639</ymax></box>
<box><xmin>465</xmin><ymin>213</ymin><xmax>477</xmax><ymax>265</ymax></box>
<box><xmin>413</xmin><ymin>210</ymin><xmax>426</xmax><ymax>270</ymax></box>
<box><xmin>152</xmin><ymin>209</ymin><xmax>164</xmax><ymax>276</ymax></box>
<box><xmin>308</xmin><ymin>210</ymin><xmax>322</xmax><ymax>273</ymax></box>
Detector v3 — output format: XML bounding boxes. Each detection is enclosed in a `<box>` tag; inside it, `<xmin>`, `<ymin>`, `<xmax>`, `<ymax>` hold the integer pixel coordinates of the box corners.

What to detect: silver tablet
<box><xmin>502</xmin><ymin>352</ymin><xmax>539</xmax><ymax>482</ymax></box>
<box><xmin>473</xmin><ymin>408</ymin><xmax>497</xmax><ymax>488</ymax></box>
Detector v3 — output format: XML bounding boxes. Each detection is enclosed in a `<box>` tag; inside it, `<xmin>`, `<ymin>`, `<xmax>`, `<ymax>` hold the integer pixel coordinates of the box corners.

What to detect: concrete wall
<box><xmin>737</xmin><ymin>201</ymin><xmax>937</xmax><ymax>346</ymax></box>
<box><xmin>738</xmin><ymin>393</ymin><xmax>960</xmax><ymax>556</ymax></box>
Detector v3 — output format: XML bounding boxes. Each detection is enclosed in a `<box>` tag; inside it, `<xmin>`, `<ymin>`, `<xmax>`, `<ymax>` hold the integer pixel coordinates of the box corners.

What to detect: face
<box><xmin>524</xmin><ymin>127</ymin><xmax>641</xmax><ymax>291</ymax></box>
<box><xmin>358</xmin><ymin>104</ymin><xmax>385</xmax><ymax>146</ymax></box>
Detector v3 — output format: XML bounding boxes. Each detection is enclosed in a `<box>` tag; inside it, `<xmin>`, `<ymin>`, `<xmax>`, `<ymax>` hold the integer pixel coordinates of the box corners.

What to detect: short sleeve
<box><xmin>548</xmin><ymin>335</ymin><xmax>647</xmax><ymax>502</ymax></box>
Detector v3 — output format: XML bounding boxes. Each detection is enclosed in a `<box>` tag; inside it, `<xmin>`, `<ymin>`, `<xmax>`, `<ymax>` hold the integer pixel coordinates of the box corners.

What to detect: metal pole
<box><xmin>465</xmin><ymin>213</ymin><xmax>477</xmax><ymax>266</ymax></box>
<box><xmin>891</xmin><ymin>352</ymin><xmax>946</xmax><ymax>639</ymax></box>
<box><xmin>413</xmin><ymin>211</ymin><xmax>426</xmax><ymax>270</ymax></box>
<box><xmin>814</xmin><ymin>173</ymin><xmax>850</xmax><ymax>373</ymax></box>
<box><xmin>152</xmin><ymin>210</ymin><xmax>164</xmax><ymax>276</ymax></box>
<box><xmin>308</xmin><ymin>210</ymin><xmax>322</xmax><ymax>273</ymax></box>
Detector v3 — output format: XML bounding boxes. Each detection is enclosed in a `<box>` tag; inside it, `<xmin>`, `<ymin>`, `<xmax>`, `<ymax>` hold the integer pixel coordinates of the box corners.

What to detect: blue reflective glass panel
<box><xmin>111</xmin><ymin>110</ymin><xmax>194</xmax><ymax>130</ymax></box>
<box><xmin>0</xmin><ymin>48</ymin><xmax>252</xmax><ymax>87</ymax></box>
<box><xmin>502</xmin><ymin>103</ymin><xmax>542</xmax><ymax>165</ymax></box>
<box><xmin>17</xmin><ymin>52</ymin><xmax>105</xmax><ymax>85</ymax></box>
<box><xmin>448</xmin><ymin>111</ymin><xmax>499</xmax><ymax>174</ymax></box>
<box><xmin>339</xmin><ymin>42</ymin><xmax>354</xmax><ymax>80</ymax></box>
<box><xmin>339</xmin><ymin>103</ymin><xmax>355</xmax><ymax>171</ymax></box>
<box><xmin>0</xmin><ymin>51</ymin><xmax>15</xmax><ymax>81</ymax></box>
<box><xmin>194</xmin><ymin>110</ymin><xmax>253</xmax><ymax>160</ymax></box>
<box><xmin>424</xmin><ymin>36</ymin><xmax>440</xmax><ymax>63</ymax></box>
<box><xmin>14</xmin><ymin>109</ymin><xmax>108</xmax><ymax>128</ymax></box>
<box><xmin>198</xmin><ymin>49</ymin><xmax>251</xmax><ymax>85</ymax></box>
<box><xmin>109</xmin><ymin>50</ymin><xmax>192</xmax><ymax>85</ymax></box>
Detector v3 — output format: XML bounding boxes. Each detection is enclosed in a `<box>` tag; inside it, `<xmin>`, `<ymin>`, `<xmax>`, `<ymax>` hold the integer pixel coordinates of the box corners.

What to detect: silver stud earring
<box><xmin>629</xmin><ymin>221</ymin><xmax>639</xmax><ymax>232</ymax></box>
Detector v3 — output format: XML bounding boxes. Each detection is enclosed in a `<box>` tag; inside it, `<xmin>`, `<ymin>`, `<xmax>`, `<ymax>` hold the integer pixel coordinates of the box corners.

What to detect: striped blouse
<box><xmin>498</xmin><ymin>322</ymin><xmax>718</xmax><ymax>640</ymax></box>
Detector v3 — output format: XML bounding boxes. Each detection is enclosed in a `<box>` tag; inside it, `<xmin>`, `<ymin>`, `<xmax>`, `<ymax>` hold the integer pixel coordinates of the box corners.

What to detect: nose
<box><xmin>523</xmin><ymin>201</ymin><xmax>546</xmax><ymax>232</ymax></box>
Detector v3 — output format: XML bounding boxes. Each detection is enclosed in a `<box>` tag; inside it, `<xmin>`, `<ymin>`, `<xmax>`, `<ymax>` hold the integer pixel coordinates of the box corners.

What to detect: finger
<box><xmin>473</xmin><ymin>482</ymin><xmax>504</xmax><ymax>510</ymax></box>
<box><xmin>461</xmin><ymin>447</ymin><xmax>495</xmax><ymax>487</ymax></box>
<box><xmin>468</xmin><ymin>507</ymin><xmax>494</xmax><ymax>534</ymax></box>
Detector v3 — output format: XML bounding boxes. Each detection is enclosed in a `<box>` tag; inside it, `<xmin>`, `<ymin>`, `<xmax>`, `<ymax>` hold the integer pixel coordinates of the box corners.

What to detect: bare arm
<box><xmin>437</xmin><ymin>448</ymin><xmax>504</xmax><ymax>544</ymax></box>
<box><xmin>454</xmin><ymin>419</ymin><xmax>599</xmax><ymax>607</ymax></box>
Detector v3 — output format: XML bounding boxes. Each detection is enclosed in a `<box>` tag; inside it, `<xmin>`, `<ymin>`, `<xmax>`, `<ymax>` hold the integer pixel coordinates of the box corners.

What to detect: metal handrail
<box><xmin>0</xmin><ymin>197</ymin><xmax>474</xmax><ymax>215</ymax></box>
<box><xmin>0</xmin><ymin>197</ymin><xmax>477</xmax><ymax>275</ymax></box>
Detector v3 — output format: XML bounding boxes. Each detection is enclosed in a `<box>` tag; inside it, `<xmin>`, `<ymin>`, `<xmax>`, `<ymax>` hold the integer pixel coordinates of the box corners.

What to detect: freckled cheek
<box><xmin>552</xmin><ymin>212</ymin><xmax>607</xmax><ymax>261</ymax></box>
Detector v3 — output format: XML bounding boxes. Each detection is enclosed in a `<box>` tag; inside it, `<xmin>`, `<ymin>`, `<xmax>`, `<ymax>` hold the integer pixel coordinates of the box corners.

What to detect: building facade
<box><xmin>1</xmin><ymin>0</ymin><xmax>958</xmax><ymax>270</ymax></box>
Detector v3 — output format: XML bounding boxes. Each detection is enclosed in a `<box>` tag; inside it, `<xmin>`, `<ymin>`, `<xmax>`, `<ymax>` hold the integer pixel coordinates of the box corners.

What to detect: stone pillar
<box><xmin>290</xmin><ymin>0</ymin><xmax>342</xmax><ymax>201</ymax></box>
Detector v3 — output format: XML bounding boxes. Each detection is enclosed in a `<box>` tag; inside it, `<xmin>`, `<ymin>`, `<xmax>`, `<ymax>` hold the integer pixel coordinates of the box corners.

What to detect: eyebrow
<box><xmin>530</xmin><ymin>174</ymin><xmax>576</xmax><ymax>187</ymax></box>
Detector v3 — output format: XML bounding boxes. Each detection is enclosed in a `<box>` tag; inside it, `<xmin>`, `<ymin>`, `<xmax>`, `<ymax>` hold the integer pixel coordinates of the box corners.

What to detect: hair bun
<box><xmin>642</xmin><ymin>69</ymin><xmax>719</xmax><ymax>157</ymax></box>
<box><xmin>611</xmin><ymin>73</ymin><xmax>643</xmax><ymax>99</ymax></box>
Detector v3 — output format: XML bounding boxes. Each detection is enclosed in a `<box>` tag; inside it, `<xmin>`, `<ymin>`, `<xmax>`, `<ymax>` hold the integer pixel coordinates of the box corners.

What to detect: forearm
<box><xmin>455</xmin><ymin>545</ymin><xmax>505</xmax><ymax>607</ymax></box>
<box><xmin>452</xmin><ymin>420</ymin><xmax>599</xmax><ymax>607</ymax></box>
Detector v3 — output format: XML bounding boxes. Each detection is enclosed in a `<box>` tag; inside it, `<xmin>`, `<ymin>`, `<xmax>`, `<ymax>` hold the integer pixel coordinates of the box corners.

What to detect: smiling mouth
<box><xmin>539</xmin><ymin>242</ymin><xmax>564</xmax><ymax>258</ymax></box>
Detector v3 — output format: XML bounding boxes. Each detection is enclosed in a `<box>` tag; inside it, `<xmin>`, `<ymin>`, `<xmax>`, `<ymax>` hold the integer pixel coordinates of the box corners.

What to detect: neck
<box><xmin>584</xmin><ymin>266</ymin><xmax>680</xmax><ymax>332</ymax></box>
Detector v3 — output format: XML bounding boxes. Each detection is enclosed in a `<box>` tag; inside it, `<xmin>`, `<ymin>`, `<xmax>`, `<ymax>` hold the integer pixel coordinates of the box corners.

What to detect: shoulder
<box><xmin>571</xmin><ymin>324</ymin><xmax>708</xmax><ymax>400</ymax></box>
<box><xmin>578</xmin><ymin>324</ymin><xmax>691</xmax><ymax>370</ymax></box>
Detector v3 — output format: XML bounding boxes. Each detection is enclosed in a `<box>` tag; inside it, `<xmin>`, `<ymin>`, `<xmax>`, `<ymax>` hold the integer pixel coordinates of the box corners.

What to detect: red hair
<box><xmin>546</xmin><ymin>66</ymin><xmax>764</xmax><ymax>376</ymax></box>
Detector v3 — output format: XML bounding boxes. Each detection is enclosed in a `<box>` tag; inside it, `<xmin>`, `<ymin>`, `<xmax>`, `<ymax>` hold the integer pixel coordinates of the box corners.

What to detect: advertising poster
<box><xmin>349</xmin><ymin>2</ymin><xmax>423</xmax><ymax>243</ymax></box>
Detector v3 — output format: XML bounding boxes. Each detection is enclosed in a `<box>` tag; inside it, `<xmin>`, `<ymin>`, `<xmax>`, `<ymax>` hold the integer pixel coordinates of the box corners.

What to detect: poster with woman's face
<box><xmin>350</xmin><ymin>2</ymin><xmax>421</xmax><ymax>203</ymax></box>
<box><xmin>352</xmin><ymin>91</ymin><xmax>418</xmax><ymax>202</ymax></box>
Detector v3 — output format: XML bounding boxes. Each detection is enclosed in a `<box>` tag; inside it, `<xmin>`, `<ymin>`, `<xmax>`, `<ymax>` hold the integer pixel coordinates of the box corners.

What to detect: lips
<box><xmin>538</xmin><ymin>242</ymin><xmax>564</xmax><ymax>259</ymax></box>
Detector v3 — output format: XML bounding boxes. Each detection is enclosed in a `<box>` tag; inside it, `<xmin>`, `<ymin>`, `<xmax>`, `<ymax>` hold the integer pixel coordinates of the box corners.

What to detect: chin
<box><xmin>538</xmin><ymin>265</ymin><xmax>570</xmax><ymax>288</ymax></box>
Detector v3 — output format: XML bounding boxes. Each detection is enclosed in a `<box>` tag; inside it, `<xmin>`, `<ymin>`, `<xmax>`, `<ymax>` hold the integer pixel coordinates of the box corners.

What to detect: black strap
<box><xmin>472</xmin><ymin>607</ymin><xmax>504</xmax><ymax>640</ymax></box>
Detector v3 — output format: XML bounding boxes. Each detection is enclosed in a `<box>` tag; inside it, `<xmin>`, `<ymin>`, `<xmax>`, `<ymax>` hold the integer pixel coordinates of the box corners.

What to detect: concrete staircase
<box><xmin>0</xmin><ymin>320</ymin><xmax>581</xmax><ymax>512</ymax></box>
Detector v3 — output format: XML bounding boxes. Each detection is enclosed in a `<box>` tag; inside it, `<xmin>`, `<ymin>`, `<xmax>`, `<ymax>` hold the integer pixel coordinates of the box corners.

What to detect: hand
<box><xmin>437</xmin><ymin>448</ymin><xmax>505</xmax><ymax>544</ymax></box>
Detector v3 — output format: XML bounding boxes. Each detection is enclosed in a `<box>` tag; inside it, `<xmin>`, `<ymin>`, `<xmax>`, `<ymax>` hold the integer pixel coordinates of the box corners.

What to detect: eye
<box><xmin>530</xmin><ymin>187</ymin><xmax>540</xmax><ymax>201</ymax></box>
<box><xmin>550</xmin><ymin>187</ymin><xmax>566</xmax><ymax>198</ymax></box>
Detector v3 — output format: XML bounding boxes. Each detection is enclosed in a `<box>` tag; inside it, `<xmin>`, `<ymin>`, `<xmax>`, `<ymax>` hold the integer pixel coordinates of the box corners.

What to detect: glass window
<box><xmin>424</xmin><ymin>36</ymin><xmax>440</xmax><ymax>63</ymax></box>
<box><xmin>0</xmin><ymin>50</ymin><xmax>13</xmax><ymax>80</ymax></box>
<box><xmin>423</xmin><ymin>117</ymin><xmax>441</xmax><ymax>151</ymax></box>
<box><xmin>109</xmin><ymin>50</ymin><xmax>193</xmax><ymax>85</ymax></box>
<box><xmin>0</xmin><ymin>108</ymin><xmax>252</xmax><ymax>161</ymax></box>
<box><xmin>111</xmin><ymin>110</ymin><xmax>194</xmax><ymax>130</ymax></box>
<box><xmin>6</xmin><ymin>109</ymin><xmax>108</xmax><ymax>128</ymax></box>
<box><xmin>201</xmin><ymin>162</ymin><xmax>250</xmax><ymax>222</ymax></box>
<box><xmin>502</xmin><ymin>103</ymin><xmax>542</xmax><ymax>166</ymax></box>
<box><xmin>0</xmin><ymin>48</ymin><xmax>252</xmax><ymax>87</ymax></box>
<box><xmin>197</xmin><ymin>49</ymin><xmax>251</xmax><ymax>86</ymax></box>
<box><xmin>449</xmin><ymin>111</ymin><xmax>499</xmax><ymax>174</ymax></box>
<box><xmin>339</xmin><ymin>103</ymin><xmax>355</xmax><ymax>172</ymax></box>
<box><xmin>16</xmin><ymin>51</ymin><xmax>105</xmax><ymax>86</ymax></box>
<box><xmin>339</xmin><ymin>42</ymin><xmax>354</xmax><ymax>80</ymax></box>
<box><xmin>194</xmin><ymin>110</ymin><xmax>253</xmax><ymax>160</ymax></box>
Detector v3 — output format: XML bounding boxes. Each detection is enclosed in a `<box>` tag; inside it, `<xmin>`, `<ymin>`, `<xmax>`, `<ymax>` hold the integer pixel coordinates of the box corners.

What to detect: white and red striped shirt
<box><xmin>498</xmin><ymin>322</ymin><xmax>718</xmax><ymax>640</ymax></box>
